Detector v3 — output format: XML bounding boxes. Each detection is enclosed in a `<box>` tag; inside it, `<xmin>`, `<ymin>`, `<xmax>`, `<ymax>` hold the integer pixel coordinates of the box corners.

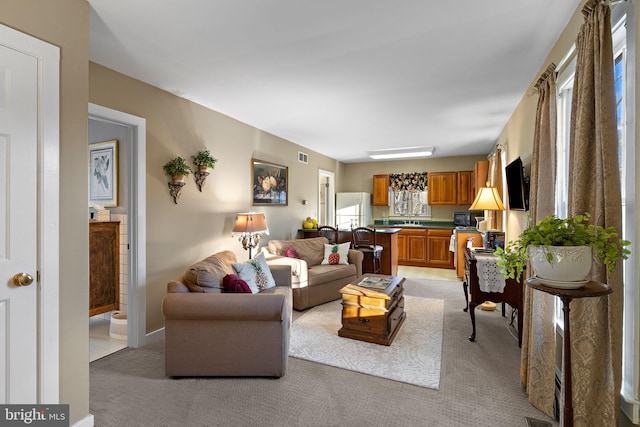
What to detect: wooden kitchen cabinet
<box><xmin>397</xmin><ymin>232</ymin><xmax>407</xmax><ymax>263</ymax></box>
<box><xmin>372</xmin><ymin>174</ymin><xmax>390</xmax><ymax>206</ymax></box>
<box><xmin>427</xmin><ymin>172</ymin><xmax>458</xmax><ymax>205</ymax></box>
<box><xmin>426</xmin><ymin>228</ymin><xmax>454</xmax><ymax>268</ymax></box>
<box><xmin>457</xmin><ymin>171</ymin><xmax>474</xmax><ymax>205</ymax></box>
<box><xmin>474</xmin><ymin>160</ymin><xmax>489</xmax><ymax>197</ymax></box>
<box><xmin>397</xmin><ymin>228</ymin><xmax>427</xmax><ymax>266</ymax></box>
<box><xmin>89</xmin><ymin>221</ymin><xmax>120</xmax><ymax>316</ymax></box>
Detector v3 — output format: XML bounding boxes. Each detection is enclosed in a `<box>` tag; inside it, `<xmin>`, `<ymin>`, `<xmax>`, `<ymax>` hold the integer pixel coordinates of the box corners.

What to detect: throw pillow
<box><xmin>285</xmin><ymin>247</ymin><xmax>300</xmax><ymax>259</ymax></box>
<box><xmin>321</xmin><ymin>242</ymin><xmax>350</xmax><ymax>265</ymax></box>
<box><xmin>231</xmin><ymin>252</ymin><xmax>276</xmax><ymax>293</ymax></box>
<box><xmin>222</xmin><ymin>274</ymin><xmax>252</xmax><ymax>293</ymax></box>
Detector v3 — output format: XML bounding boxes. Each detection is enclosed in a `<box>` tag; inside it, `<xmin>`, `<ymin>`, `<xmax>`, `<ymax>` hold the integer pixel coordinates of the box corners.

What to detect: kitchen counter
<box><xmin>372</xmin><ymin>220</ymin><xmax>455</xmax><ymax>229</ymax></box>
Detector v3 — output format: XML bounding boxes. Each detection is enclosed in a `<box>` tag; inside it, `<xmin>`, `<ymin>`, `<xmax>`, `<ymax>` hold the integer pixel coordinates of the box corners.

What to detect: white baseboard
<box><xmin>621</xmin><ymin>392</ymin><xmax>640</xmax><ymax>424</ymax></box>
<box><xmin>72</xmin><ymin>413</ymin><xmax>94</xmax><ymax>427</ymax></box>
<box><xmin>145</xmin><ymin>327</ymin><xmax>164</xmax><ymax>343</ymax></box>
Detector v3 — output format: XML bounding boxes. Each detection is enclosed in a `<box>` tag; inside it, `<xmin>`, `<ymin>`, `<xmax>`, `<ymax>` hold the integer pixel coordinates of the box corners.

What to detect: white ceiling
<box><xmin>88</xmin><ymin>0</ymin><xmax>581</xmax><ymax>163</ymax></box>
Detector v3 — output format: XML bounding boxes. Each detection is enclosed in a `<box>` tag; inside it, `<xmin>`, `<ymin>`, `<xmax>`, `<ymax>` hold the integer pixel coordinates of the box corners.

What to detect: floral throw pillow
<box><xmin>321</xmin><ymin>242</ymin><xmax>350</xmax><ymax>266</ymax></box>
<box><xmin>231</xmin><ymin>252</ymin><xmax>276</xmax><ymax>293</ymax></box>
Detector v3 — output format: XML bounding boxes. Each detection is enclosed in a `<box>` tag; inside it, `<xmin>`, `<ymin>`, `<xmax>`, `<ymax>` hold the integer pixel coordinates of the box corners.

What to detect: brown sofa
<box><xmin>162</xmin><ymin>250</ymin><xmax>292</xmax><ymax>377</ymax></box>
<box><xmin>261</xmin><ymin>237</ymin><xmax>363</xmax><ymax>310</ymax></box>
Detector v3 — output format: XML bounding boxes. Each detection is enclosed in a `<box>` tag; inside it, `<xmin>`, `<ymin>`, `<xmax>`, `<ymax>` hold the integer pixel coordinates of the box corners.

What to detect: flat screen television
<box><xmin>505</xmin><ymin>157</ymin><xmax>530</xmax><ymax>211</ymax></box>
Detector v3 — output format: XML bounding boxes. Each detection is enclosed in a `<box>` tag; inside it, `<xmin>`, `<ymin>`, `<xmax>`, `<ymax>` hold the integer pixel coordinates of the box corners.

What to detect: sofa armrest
<box><xmin>163</xmin><ymin>289</ymin><xmax>289</xmax><ymax>322</ymax></box>
<box><xmin>348</xmin><ymin>249</ymin><xmax>364</xmax><ymax>277</ymax></box>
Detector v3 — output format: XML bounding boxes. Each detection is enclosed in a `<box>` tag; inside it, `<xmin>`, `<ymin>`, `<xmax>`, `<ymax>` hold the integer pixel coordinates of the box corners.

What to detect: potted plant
<box><xmin>163</xmin><ymin>156</ymin><xmax>192</xmax><ymax>183</ymax></box>
<box><xmin>191</xmin><ymin>149</ymin><xmax>218</xmax><ymax>172</ymax></box>
<box><xmin>494</xmin><ymin>213</ymin><xmax>630</xmax><ymax>286</ymax></box>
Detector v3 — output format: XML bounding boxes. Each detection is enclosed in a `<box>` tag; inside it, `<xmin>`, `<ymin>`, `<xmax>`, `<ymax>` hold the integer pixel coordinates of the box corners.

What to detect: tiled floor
<box><xmin>397</xmin><ymin>266</ymin><xmax>459</xmax><ymax>281</ymax></box>
<box><xmin>89</xmin><ymin>313</ymin><xmax>127</xmax><ymax>362</ymax></box>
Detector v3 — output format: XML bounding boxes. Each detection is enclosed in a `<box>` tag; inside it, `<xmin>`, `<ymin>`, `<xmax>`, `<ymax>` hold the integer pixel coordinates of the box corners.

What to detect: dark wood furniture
<box><xmin>463</xmin><ymin>247</ymin><xmax>523</xmax><ymax>346</ymax></box>
<box><xmin>317</xmin><ymin>225</ymin><xmax>339</xmax><ymax>244</ymax></box>
<box><xmin>351</xmin><ymin>227</ymin><xmax>383</xmax><ymax>274</ymax></box>
<box><xmin>338</xmin><ymin>275</ymin><xmax>406</xmax><ymax>346</ymax></box>
<box><xmin>89</xmin><ymin>221</ymin><xmax>120</xmax><ymax>316</ymax></box>
<box><xmin>525</xmin><ymin>278</ymin><xmax>612</xmax><ymax>427</ymax></box>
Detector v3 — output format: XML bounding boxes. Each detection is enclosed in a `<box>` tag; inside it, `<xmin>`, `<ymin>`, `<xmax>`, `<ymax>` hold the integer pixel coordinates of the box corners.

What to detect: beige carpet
<box><xmin>289</xmin><ymin>295</ymin><xmax>444</xmax><ymax>389</ymax></box>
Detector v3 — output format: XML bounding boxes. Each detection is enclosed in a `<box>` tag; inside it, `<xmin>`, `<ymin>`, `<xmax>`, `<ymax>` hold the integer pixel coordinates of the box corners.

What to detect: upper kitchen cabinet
<box><xmin>372</xmin><ymin>174</ymin><xmax>390</xmax><ymax>206</ymax></box>
<box><xmin>457</xmin><ymin>171</ymin><xmax>474</xmax><ymax>205</ymax></box>
<box><xmin>427</xmin><ymin>172</ymin><xmax>457</xmax><ymax>205</ymax></box>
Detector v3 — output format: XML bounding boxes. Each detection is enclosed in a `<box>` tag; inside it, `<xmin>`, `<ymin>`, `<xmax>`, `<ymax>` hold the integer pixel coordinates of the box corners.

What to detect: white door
<box><xmin>0</xmin><ymin>24</ymin><xmax>59</xmax><ymax>404</ymax></box>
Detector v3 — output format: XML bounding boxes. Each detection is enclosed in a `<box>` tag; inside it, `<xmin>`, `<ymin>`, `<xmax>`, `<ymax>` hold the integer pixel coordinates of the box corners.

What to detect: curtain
<box><xmin>521</xmin><ymin>62</ymin><xmax>558</xmax><ymax>417</ymax></box>
<box><xmin>389</xmin><ymin>172</ymin><xmax>428</xmax><ymax>192</ymax></box>
<box><xmin>486</xmin><ymin>147</ymin><xmax>504</xmax><ymax>231</ymax></box>
<box><xmin>567</xmin><ymin>1</ymin><xmax>622</xmax><ymax>425</ymax></box>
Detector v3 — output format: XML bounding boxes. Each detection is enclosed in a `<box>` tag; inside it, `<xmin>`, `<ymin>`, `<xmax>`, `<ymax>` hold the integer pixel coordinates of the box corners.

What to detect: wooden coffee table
<box><xmin>338</xmin><ymin>275</ymin><xmax>406</xmax><ymax>346</ymax></box>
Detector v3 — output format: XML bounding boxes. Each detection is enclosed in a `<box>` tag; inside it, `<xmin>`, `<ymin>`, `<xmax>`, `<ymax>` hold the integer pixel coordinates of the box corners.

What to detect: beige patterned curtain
<box><xmin>486</xmin><ymin>148</ymin><xmax>503</xmax><ymax>231</ymax></box>
<box><xmin>521</xmin><ymin>63</ymin><xmax>557</xmax><ymax>417</ymax></box>
<box><xmin>567</xmin><ymin>1</ymin><xmax>622</xmax><ymax>425</ymax></box>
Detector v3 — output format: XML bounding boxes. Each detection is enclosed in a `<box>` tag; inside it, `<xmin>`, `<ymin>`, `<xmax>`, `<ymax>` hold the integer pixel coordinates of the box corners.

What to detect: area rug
<box><xmin>289</xmin><ymin>295</ymin><xmax>444</xmax><ymax>389</ymax></box>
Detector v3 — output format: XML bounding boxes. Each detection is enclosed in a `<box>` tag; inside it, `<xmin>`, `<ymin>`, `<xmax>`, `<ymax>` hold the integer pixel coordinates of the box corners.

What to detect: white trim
<box><xmin>318</xmin><ymin>169</ymin><xmax>335</xmax><ymax>226</ymax></box>
<box><xmin>71</xmin><ymin>414</ymin><xmax>94</xmax><ymax>427</ymax></box>
<box><xmin>0</xmin><ymin>23</ymin><xmax>61</xmax><ymax>404</ymax></box>
<box><xmin>88</xmin><ymin>104</ymin><xmax>147</xmax><ymax>349</ymax></box>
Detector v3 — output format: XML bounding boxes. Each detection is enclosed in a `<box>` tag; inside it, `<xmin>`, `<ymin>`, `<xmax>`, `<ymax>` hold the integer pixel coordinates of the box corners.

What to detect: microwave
<box><xmin>453</xmin><ymin>211</ymin><xmax>484</xmax><ymax>227</ymax></box>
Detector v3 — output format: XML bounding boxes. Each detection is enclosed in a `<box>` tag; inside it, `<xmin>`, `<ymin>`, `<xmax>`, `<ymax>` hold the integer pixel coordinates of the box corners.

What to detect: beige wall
<box><xmin>0</xmin><ymin>0</ymin><xmax>90</xmax><ymax>424</ymax></box>
<box><xmin>343</xmin><ymin>155</ymin><xmax>487</xmax><ymax>221</ymax></box>
<box><xmin>89</xmin><ymin>63</ymin><xmax>344</xmax><ymax>333</ymax></box>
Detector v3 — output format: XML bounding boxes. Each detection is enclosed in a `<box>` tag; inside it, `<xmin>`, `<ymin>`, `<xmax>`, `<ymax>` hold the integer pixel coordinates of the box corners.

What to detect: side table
<box><xmin>525</xmin><ymin>278</ymin><xmax>612</xmax><ymax>427</ymax></box>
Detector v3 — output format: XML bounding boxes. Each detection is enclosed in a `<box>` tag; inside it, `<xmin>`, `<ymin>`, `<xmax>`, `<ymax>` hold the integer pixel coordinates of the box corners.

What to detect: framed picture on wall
<box><xmin>252</xmin><ymin>159</ymin><xmax>288</xmax><ymax>206</ymax></box>
<box><xmin>89</xmin><ymin>139</ymin><xmax>118</xmax><ymax>207</ymax></box>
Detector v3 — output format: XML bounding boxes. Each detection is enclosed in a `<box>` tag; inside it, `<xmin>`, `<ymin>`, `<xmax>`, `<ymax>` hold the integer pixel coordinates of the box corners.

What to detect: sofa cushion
<box><xmin>321</xmin><ymin>242</ymin><xmax>350</xmax><ymax>265</ymax></box>
<box><xmin>308</xmin><ymin>264</ymin><xmax>357</xmax><ymax>286</ymax></box>
<box><xmin>183</xmin><ymin>250</ymin><xmax>237</xmax><ymax>293</ymax></box>
<box><xmin>232</xmin><ymin>252</ymin><xmax>276</xmax><ymax>293</ymax></box>
<box><xmin>268</xmin><ymin>237</ymin><xmax>327</xmax><ymax>266</ymax></box>
<box><xmin>222</xmin><ymin>274</ymin><xmax>252</xmax><ymax>293</ymax></box>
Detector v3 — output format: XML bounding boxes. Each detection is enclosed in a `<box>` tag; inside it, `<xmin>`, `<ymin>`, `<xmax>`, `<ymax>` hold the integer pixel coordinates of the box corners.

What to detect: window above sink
<box><xmin>391</xmin><ymin>190</ymin><xmax>432</xmax><ymax>219</ymax></box>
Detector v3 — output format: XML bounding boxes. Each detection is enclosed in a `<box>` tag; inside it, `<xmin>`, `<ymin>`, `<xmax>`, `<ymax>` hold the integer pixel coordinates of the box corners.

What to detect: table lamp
<box><xmin>232</xmin><ymin>212</ymin><xmax>269</xmax><ymax>259</ymax></box>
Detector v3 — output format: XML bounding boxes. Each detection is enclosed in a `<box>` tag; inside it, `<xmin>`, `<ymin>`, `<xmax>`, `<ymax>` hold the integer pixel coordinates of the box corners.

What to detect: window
<box><xmin>390</xmin><ymin>190</ymin><xmax>431</xmax><ymax>218</ymax></box>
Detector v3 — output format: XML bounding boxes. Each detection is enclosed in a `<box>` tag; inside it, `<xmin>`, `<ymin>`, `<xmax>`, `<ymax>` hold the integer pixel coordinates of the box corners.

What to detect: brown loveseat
<box><xmin>261</xmin><ymin>237</ymin><xmax>363</xmax><ymax>310</ymax></box>
<box><xmin>162</xmin><ymin>250</ymin><xmax>292</xmax><ymax>377</ymax></box>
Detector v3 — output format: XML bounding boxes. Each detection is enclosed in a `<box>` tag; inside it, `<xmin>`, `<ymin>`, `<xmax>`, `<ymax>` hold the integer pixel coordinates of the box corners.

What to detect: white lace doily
<box><xmin>474</xmin><ymin>253</ymin><xmax>506</xmax><ymax>293</ymax></box>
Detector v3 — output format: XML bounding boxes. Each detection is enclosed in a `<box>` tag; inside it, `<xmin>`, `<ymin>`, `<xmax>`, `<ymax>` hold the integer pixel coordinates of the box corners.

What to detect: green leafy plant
<box><xmin>163</xmin><ymin>156</ymin><xmax>192</xmax><ymax>177</ymax></box>
<box><xmin>494</xmin><ymin>213</ymin><xmax>630</xmax><ymax>281</ymax></box>
<box><xmin>191</xmin><ymin>149</ymin><xmax>218</xmax><ymax>169</ymax></box>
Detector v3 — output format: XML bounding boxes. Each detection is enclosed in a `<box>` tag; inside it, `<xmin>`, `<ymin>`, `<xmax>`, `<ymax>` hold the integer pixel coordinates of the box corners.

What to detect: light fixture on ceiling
<box><xmin>367</xmin><ymin>146</ymin><xmax>436</xmax><ymax>160</ymax></box>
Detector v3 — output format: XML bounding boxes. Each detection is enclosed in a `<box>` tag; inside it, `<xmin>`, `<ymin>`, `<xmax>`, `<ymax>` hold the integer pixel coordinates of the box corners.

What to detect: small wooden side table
<box><xmin>525</xmin><ymin>278</ymin><xmax>612</xmax><ymax>427</ymax></box>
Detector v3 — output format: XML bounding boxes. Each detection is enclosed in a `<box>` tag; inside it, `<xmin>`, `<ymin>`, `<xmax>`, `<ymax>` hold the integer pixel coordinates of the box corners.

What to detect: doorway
<box><xmin>88</xmin><ymin>104</ymin><xmax>147</xmax><ymax>352</ymax></box>
<box><xmin>318</xmin><ymin>169</ymin><xmax>335</xmax><ymax>226</ymax></box>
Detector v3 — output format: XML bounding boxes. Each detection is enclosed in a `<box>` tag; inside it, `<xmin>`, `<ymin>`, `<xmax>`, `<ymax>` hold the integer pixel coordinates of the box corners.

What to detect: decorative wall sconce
<box><xmin>191</xmin><ymin>149</ymin><xmax>218</xmax><ymax>192</ymax></box>
<box><xmin>168</xmin><ymin>181</ymin><xmax>186</xmax><ymax>204</ymax></box>
<box><xmin>163</xmin><ymin>156</ymin><xmax>192</xmax><ymax>204</ymax></box>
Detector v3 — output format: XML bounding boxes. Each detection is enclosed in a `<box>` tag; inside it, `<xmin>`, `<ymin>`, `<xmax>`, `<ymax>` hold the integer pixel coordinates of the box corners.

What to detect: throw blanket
<box><xmin>474</xmin><ymin>253</ymin><xmax>506</xmax><ymax>293</ymax></box>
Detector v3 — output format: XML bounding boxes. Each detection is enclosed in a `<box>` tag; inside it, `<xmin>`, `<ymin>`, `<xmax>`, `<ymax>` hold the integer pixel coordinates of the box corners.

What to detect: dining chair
<box><xmin>317</xmin><ymin>225</ymin><xmax>339</xmax><ymax>244</ymax></box>
<box><xmin>351</xmin><ymin>227</ymin><xmax>382</xmax><ymax>274</ymax></box>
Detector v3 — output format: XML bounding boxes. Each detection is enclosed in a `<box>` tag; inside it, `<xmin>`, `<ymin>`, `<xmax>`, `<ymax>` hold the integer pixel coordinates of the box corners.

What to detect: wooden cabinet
<box><xmin>397</xmin><ymin>232</ymin><xmax>407</xmax><ymax>263</ymax></box>
<box><xmin>455</xmin><ymin>231</ymin><xmax>483</xmax><ymax>277</ymax></box>
<box><xmin>426</xmin><ymin>228</ymin><xmax>454</xmax><ymax>268</ymax></box>
<box><xmin>89</xmin><ymin>221</ymin><xmax>120</xmax><ymax>316</ymax></box>
<box><xmin>457</xmin><ymin>171</ymin><xmax>474</xmax><ymax>205</ymax></box>
<box><xmin>372</xmin><ymin>174</ymin><xmax>390</xmax><ymax>206</ymax></box>
<box><xmin>474</xmin><ymin>160</ymin><xmax>489</xmax><ymax>198</ymax></box>
<box><xmin>427</xmin><ymin>172</ymin><xmax>458</xmax><ymax>205</ymax></box>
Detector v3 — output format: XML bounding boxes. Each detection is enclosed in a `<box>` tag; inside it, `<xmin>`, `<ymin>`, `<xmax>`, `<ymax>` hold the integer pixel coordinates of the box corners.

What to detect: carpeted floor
<box><xmin>289</xmin><ymin>295</ymin><xmax>444</xmax><ymax>389</ymax></box>
<box><xmin>90</xmin><ymin>278</ymin><xmax>558</xmax><ymax>427</ymax></box>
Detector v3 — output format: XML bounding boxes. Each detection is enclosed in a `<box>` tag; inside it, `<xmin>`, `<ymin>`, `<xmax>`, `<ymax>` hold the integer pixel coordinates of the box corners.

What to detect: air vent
<box><xmin>298</xmin><ymin>151</ymin><xmax>308</xmax><ymax>164</ymax></box>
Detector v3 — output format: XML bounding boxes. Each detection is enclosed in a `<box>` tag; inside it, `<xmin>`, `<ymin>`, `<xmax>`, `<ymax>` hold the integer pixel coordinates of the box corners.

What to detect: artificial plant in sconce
<box><xmin>163</xmin><ymin>156</ymin><xmax>192</xmax><ymax>204</ymax></box>
<box><xmin>191</xmin><ymin>149</ymin><xmax>218</xmax><ymax>192</ymax></box>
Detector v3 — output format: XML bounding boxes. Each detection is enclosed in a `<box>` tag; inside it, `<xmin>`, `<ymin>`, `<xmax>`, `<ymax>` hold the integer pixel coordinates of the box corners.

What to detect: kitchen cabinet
<box><xmin>427</xmin><ymin>172</ymin><xmax>458</xmax><ymax>205</ymax></box>
<box><xmin>457</xmin><ymin>171</ymin><xmax>474</xmax><ymax>205</ymax></box>
<box><xmin>397</xmin><ymin>228</ymin><xmax>426</xmax><ymax>266</ymax></box>
<box><xmin>426</xmin><ymin>228</ymin><xmax>454</xmax><ymax>268</ymax></box>
<box><xmin>397</xmin><ymin>232</ymin><xmax>407</xmax><ymax>263</ymax></box>
<box><xmin>372</xmin><ymin>174</ymin><xmax>390</xmax><ymax>206</ymax></box>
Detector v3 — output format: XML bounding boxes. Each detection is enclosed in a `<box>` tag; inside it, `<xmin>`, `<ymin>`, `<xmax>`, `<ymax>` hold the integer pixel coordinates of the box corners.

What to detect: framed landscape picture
<box><xmin>89</xmin><ymin>139</ymin><xmax>118</xmax><ymax>207</ymax></box>
<box><xmin>252</xmin><ymin>159</ymin><xmax>288</xmax><ymax>206</ymax></box>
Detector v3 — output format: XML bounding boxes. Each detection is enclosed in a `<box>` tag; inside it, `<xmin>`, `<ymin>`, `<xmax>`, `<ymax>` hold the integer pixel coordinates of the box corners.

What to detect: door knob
<box><xmin>12</xmin><ymin>273</ymin><xmax>33</xmax><ymax>287</ymax></box>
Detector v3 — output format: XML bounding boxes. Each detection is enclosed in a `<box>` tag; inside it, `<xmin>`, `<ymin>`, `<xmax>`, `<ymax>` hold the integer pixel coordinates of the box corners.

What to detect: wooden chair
<box><xmin>317</xmin><ymin>225</ymin><xmax>339</xmax><ymax>244</ymax></box>
<box><xmin>351</xmin><ymin>227</ymin><xmax>383</xmax><ymax>274</ymax></box>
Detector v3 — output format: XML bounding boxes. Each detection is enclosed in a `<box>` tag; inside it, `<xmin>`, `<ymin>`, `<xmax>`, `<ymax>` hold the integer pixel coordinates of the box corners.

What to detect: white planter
<box><xmin>528</xmin><ymin>245</ymin><xmax>592</xmax><ymax>289</ymax></box>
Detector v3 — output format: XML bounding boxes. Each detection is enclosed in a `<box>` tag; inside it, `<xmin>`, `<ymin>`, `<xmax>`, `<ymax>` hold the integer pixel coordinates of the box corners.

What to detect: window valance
<box><xmin>389</xmin><ymin>172</ymin><xmax>428</xmax><ymax>192</ymax></box>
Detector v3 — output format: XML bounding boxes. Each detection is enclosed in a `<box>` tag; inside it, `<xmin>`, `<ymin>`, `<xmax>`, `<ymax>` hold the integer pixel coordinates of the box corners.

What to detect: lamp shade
<box><xmin>469</xmin><ymin>187</ymin><xmax>505</xmax><ymax>211</ymax></box>
<box><xmin>232</xmin><ymin>212</ymin><xmax>269</xmax><ymax>234</ymax></box>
